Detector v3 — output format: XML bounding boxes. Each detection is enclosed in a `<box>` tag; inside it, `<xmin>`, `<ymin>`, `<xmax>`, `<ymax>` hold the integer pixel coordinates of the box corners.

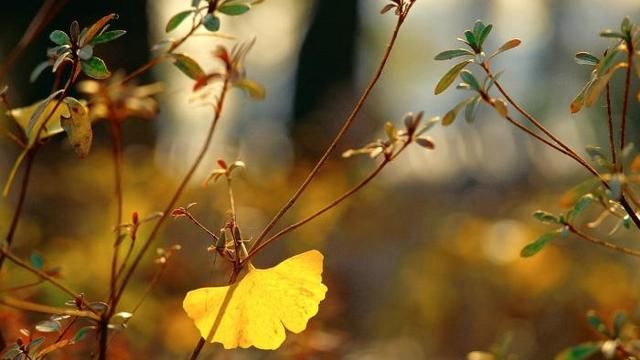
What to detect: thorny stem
<box><xmin>568</xmin><ymin>224</ymin><xmax>640</xmax><ymax>258</ymax></box>
<box><xmin>249</xmin><ymin>4</ymin><xmax>416</xmax><ymax>254</ymax></box>
<box><xmin>620</xmin><ymin>45</ymin><xmax>634</xmax><ymax>171</ymax></box>
<box><xmin>481</xmin><ymin>64</ymin><xmax>640</xmax><ymax>231</ymax></box>
<box><xmin>110</xmin><ymin>76</ymin><xmax>231</xmax><ymax>316</ymax></box>
<box><xmin>605</xmin><ymin>83</ymin><xmax>617</xmax><ymax>169</ymax></box>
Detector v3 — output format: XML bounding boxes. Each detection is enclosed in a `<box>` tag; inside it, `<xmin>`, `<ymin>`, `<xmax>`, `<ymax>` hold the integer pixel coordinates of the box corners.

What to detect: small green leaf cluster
<box><xmin>32</xmin><ymin>14</ymin><xmax>125</xmax><ymax>82</ymax></box>
<box><xmin>520</xmin><ymin>194</ymin><xmax>597</xmax><ymax>257</ymax></box>
<box><xmin>166</xmin><ymin>0</ymin><xmax>253</xmax><ymax>34</ymax></box>
<box><xmin>433</xmin><ymin>20</ymin><xmax>520</xmax><ymax>125</ymax></box>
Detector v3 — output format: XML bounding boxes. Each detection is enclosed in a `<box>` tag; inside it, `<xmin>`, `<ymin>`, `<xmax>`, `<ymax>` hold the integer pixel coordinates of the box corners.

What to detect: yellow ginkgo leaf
<box><xmin>183</xmin><ymin>250</ymin><xmax>328</xmax><ymax>350</ymax></box>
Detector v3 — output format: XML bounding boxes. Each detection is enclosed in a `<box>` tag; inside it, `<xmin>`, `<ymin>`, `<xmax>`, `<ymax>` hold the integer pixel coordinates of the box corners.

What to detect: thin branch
<box><xmin>111</xmin><ymin>76</ymin><xmax>232</xmax><ymax>311</ymax></box>
<box><xmin>120</xmin><ymin>17</ymin><xmax>203</xmax><ymax>85</ymax></box>
<box><xmin>0</xmin><ymin>296</ymin><xmax>99</xmax><ymax>321</ymax></box>
<box><xmin>568</xmin><ymin>225</ymin><xmax>640</xmax><ymax>258</ymax></box>
<box><xmin>605</xmin><ymin>83</ymin><xmax>617</xmax><ymax>169</ymax></box>
<box><xmin>481</xmin><ymin>64</ymin><xmax>640</xmax><ymax>231</ymax></box>
<box><xmin>249</xmin><ymin>5</ymin><xmax>415</xmax><ymax>253</ymax></box>
<box><xmin>619</xmin><ymin>46</ymin><xmax>634</xmax><ymax>170</ymax></box>
<box><xmin>0</xmin><ymin>148</ymin><xmax>36</xmax><ymax>272</ymax></box>
<box><xmin>0</xmin><ymin>247</ymin><xmax>81</xmax><ymax>301</ymax></box>
<box><xmin>246</xmin><ymin>157</ymin><xmax>390</xmax><ymax>262</ymax></box>
<box><xmin>107</xmin><ymin>112</ymin><xmax>124</xmax><ymax>306</ymax></box>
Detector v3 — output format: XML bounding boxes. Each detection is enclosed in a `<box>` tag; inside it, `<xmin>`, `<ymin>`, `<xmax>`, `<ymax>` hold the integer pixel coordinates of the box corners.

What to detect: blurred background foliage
<box><xmin>1</xmin><ymin>0</ymin><xmax>640</xmax><ymax>358</ymax></box>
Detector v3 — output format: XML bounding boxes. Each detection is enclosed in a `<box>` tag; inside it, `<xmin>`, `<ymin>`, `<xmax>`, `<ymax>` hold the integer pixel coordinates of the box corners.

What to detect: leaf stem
<box><xmin>568</xmin><ymin>224</ymin><xmax>640</xmax><ymax>258</ymax></box>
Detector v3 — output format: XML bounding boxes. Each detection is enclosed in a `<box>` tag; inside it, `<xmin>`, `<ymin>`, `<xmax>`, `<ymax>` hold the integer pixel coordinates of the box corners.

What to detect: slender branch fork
<box><xmin>189</xmin><ymin>4</ymin><xmax>417</xmax><ymax>359</ymax></box>
<box><xmin>248</xmin><ymin>3</ymin><xmax>416</xmax><ymax>255</ymax></box>
<box><xmin>480</xmin><ymin>62</ymin><xmax>640</xmax><ymax>231</ymax></box>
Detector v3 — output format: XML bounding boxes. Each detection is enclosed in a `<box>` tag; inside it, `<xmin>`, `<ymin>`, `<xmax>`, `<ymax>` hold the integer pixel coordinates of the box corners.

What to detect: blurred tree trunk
<box><xmin>291</xmin><ymin>0</ymin><xmax>359</xmax><ymax>159</ymax></box>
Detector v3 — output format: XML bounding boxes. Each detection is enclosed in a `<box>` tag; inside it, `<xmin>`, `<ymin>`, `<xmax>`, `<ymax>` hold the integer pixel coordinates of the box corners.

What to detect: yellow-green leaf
<box><xmin>435</xmin><ymin>60</ymin><xmax>473</xmax><ymax>95</ymax></box>
<box><xmin>183</xmin><ymin>250</ymin><xmax>327</xmax><ymax>350</ymax></box>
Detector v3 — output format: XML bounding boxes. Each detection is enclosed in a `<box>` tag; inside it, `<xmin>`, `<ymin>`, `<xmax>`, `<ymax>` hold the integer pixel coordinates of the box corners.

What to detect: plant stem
<box><xmin>0</xmin><ymin>296</ymin><xmax>98</xmax><ymax>320</ymax></box>
<box><xmin>482</xmin><ymin>64</ymin><xmax>640</xmax><ymax>231</ymax></box>
<box><xmin>249</xmin><ymin>6</ymin><xmax>414</xmax><ymax>253</ymax></box>
<box><xmin>619</xmin><ymin>46</ymin><xmax>634</xmax><ymax>170</ymax></box>
<box><xmin>110</xmin><ymin>76</ymin><xmax>231</xmax><ymax>314</ymax></box>
<box><xmin>0</xmin><ymin>148</ymin><xmax>36</xmax><ymax>272</ymax></box>
<box><xmin>605</xmin><ymin>83</ymin><xmax>617</xmax><ymax>169</ymax></box>
<box><xmin>107</xmin><ymin>112</ymin><xmax>124</xmax><ymax>306</ymax></box>
<box><xmin>120</xmin><ymin>18</ymin><xmax>203</xmax><ymax>85</ymax></box>
<box><xmin>247</xmin><ymin>157</ymin><xmax>391</xmax><ymax>262</ymax></box>
<box><xmin>0</xmin><ymin>247</ymin><xmax>81</xmax><ymax>301</ymax></box>
<box><xmin>568</xmin><ymin>225</ymin><xmax>640</xmax><ymax>258</ymax></box>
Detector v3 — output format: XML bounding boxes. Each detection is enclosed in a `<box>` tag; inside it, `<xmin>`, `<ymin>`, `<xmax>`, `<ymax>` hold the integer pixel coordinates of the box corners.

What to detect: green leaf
<box><xmin>560</xmin><ymin>178</ymin><xmax>600</xmax><ymax>208</ymax></box>
<box><xmin>571</xmin><ymin>194</ymin><xmax>595</xmax><ymax>218</ymax></box>
<box><xmin>203</xmin><ymin>14</ymin><xmax>220</xmax><ymax>32</ymax></box>
<box><xmin>79</xmin><ymin>13</ymin><xmax>118</xmax><ymax>47</ymax></box>
<box><xmin>520</xmin><ymin>232</ymin><xmax>556</xmax><ymax>257</ymax></box>
<box><xmin>478</xmin><ymin>24</ymin><xmax>493</xmax><ymax>47</ymax></box>
<box><xmin>598</xmin><ymin>48</ymin><xmax>623</xmax><ymax>76</ymax></box>
<box><xmin>73</xmin><ymin>326</ymin><xmax>93</xmax><ymax>343</ymax></box>
<box><xmin>600</xmin><ymin>30</ymin><xmax>626</xmax><ymax>39</ymax></box>
<box><xmin>464</xmin><ymin>30</ymin><xmax>477</xmax><ymax>50</ymax></box>
<box><xmin>459</xmin><ymin>70</ymin><xmax>480</xmax><ymax>91</ymax></box>
<box><xmin>61</xmin><ymin>97</ymin><xmax>92</xmax><ymax>158</ymax></box>
<box><xmin>434</xmin><ymin>49</ymin><xmax>474</xmax><ymax>61</ymax></box>
<box><xmin>81</xmin><ymin>57</ymin><xmax>111</xmax><ymax>79</ymax></box>
<box><xmin>442</xmin><ymin>98</ymin><xmax>474</xmax><ymax>126</ymax></box>
<box><xmin>587</xmin><ymin>310</ymin><xmax>610</xmax><ymax>336</ymax></box>
<box><xmin>219</xmin><ymin>3</ymin><xmax>251</xmax><ymax>15</ymax></box>
<box><xmin>533</xmin><ymin>210</ymin><xmax>559</xmax><ymax>224</ymax></box>
<box><xmin>30</xmin><ymin>253</ymin><xmax>44</xmax><ymax>269</ymax></box>
<box><xmin>166</xmin><ymin>10</ymin><xmax>194</xmax><ymax>32</ymax></box>
<box><xmin>49</xmin><ymin>30</ymin><xmax>70</xmax><ymax>45</ymax></box>
<box><xmin>434</xmin><ymin>60</ymin><xmax>473</xmax><ymax>95</ymax></box>
<box><xmin>473</xmin><ymin>20</ymin><xmax>485</xmax><ymax>38</ymax></box>
<box><xmin>464</xmin><ymin>96</ymin><xmax>481</xmax><ymax>123</ymax></box>
<box><xmin>575</xmin><ymin>52</ymin><xmax>599</xmax><ymax>66</ymax></box>
<box><xmin>172</xmin><ymin>53</ymin><xmax>205</xmax><ymax>80</ymax></box>
<box><xmin>234</xmin><ymin>78</ymin><xmax>266</xmax><ymax>100</ymax></box>
<box><xmin>555</xmin><ymin>342</ymin><xmax>601</xmax><ymax>360</ymax></box>
<box><xmin>613</xmin><ymin>311</ymin><xmax>627</xmax><ymax>338</ymax></box>
<box><xmin>90</xmin><ymin>29</ymin><xmax>126</xmax><ymax>45</ymax></box>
